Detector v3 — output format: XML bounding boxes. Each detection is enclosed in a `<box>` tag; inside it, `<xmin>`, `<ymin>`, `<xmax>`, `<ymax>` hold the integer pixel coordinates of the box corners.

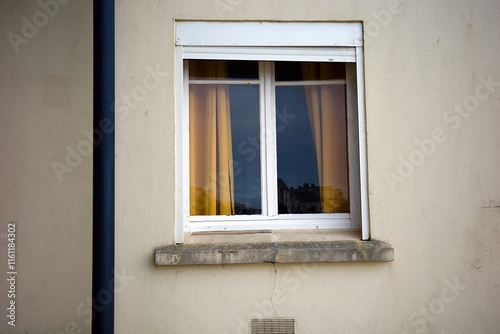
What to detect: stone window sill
<box><xmin>154</xmin><ymin>230</ymin><xmax>394</xmax><ymax>266</ymax></box>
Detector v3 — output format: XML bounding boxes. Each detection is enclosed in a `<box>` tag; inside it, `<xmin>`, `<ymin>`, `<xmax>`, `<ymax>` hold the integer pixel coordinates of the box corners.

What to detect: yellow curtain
<box><xmin>302</xmin><ymin>63</ymin><xmax>347</xmax><ymax>213</ymax></box>
<box><xmin>189</xmin><ymin>61</ymin><xmax>235</xmax><ymax>215</ymax></box>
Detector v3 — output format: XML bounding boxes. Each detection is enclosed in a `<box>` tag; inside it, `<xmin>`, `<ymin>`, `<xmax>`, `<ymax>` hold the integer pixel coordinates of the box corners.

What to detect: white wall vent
<box><xmin>250</xmin><ymin>318</ymin><xmax>295</xmax><ymax>334</ymax></box>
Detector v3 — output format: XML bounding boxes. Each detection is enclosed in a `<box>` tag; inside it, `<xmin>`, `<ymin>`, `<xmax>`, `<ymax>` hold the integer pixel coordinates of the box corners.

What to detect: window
<box><xmin>175</xmin><ymin>22</ymin><xmax>369</xmax><ymax>243</ymax></box>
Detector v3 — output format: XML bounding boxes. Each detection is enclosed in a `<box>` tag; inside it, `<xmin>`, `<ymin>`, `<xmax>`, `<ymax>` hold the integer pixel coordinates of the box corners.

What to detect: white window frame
<box><xmin>175</xmin><ymin>21</ymin><xmax>369</xmax><ymax>243</ymax></box>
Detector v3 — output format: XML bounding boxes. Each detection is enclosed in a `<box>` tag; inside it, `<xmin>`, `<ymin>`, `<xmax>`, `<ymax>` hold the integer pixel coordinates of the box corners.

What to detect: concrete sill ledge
<box><xmin>155</xmin><ymin>231</ymin><xmax>394</xmax><ymax>265</ymax></box>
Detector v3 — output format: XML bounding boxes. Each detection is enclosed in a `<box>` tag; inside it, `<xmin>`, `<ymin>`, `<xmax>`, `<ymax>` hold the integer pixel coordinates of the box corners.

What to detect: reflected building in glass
<box><xmin>278</xmin><ymin>178</ymin><xmax>348</xmax><ymax>214</ymax></box>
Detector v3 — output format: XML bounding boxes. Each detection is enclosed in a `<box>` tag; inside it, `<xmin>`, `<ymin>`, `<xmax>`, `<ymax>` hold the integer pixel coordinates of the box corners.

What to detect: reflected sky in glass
<box><xmin>229</xmin><ymin>85</ymin><xmax>261</xmax><ymax>213</ymax></box>
<box><xmin>276</xmin><ymin>86</ymin><xmax>319</xmax><ymax>189</ymax></box>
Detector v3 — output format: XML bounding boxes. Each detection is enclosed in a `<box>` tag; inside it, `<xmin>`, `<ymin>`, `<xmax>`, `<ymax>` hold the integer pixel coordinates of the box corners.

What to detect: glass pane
<box><xmin>276</xmin><ymin>84</ymin><xmax>349</xmax><ymax>214</ymax></box>
<box><xmin>190</xmin><ymin>83</ymin><xmax>261</xmax><ymax>215</ymax></box>
<box><xmin>189</xmin><ymin>60</ymin><xmax>259</xmax><ymax>80</ymax></box>
<box><xmin>275</xmin><ymin>61</ymin><xmax>346</xmax><ymax>81</ymax></box>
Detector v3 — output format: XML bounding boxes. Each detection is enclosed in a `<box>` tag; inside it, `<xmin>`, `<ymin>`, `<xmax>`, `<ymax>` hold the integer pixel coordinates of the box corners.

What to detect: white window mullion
<box><xmin>258</xmin><ymin>62</ymin><xmax>268</xmax><ymax>216</ymax></box>
<box><xmin>264</xmin><ymin>62</ymin><xmax>278</xmax><ymax>217</ymax></box>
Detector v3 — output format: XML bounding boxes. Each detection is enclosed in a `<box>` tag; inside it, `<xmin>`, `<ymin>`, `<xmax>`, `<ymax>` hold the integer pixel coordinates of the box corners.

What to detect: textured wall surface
<box><xmin>0</xmin><ymin>1</ymin><xmax>93</xmax><ymax>333</ymax></box>
<box><xmin>1</xmin><ymin>0</ymin><xmax>499</xmax><ymax>333</ymax></box>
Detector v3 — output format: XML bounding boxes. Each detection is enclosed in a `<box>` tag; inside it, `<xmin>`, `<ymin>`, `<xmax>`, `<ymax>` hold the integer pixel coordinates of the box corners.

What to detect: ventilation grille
<box><xmin>250</xmin><ymin>318</ymin><xmax>295</xmax><ymax>334</ymax></box>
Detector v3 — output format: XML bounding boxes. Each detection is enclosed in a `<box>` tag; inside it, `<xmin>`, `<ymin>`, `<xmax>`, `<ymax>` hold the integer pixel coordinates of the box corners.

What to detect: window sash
<box><xmin>190</xmin><ymin>214</ymin><xmax>352</xmax><ymax>232</ymax></box>
<box><xmin>175</xmin><ymin>22</ymin><xmax>368</xmax><ymax>243</ymax></box>
<box><xmin>185</xmin><ymin>61</ymin><xmax>352</xmax><ymax>229</ymax></box>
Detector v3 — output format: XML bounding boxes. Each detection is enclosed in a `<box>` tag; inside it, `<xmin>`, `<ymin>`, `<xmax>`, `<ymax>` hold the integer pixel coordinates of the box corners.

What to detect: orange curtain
<box><xmin>302</xmin><ymin>63</ymin><xmax>347</xmax><ymax>213</ymax></box>
<box><xmin>189</xmin><ymin>61</ymin><xmax>235</xmax><ymax>215</ymax></box>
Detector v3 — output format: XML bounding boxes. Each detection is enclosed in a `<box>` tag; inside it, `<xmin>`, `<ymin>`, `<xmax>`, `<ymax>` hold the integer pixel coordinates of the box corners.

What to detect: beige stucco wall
<box><xmin>0</xmin><ymin>0</ymin><xmax>93</xmax><ymax>333</ymax></box>
<box><xmin>1</xmin><ymin>0</ymin><xmax>499</xmax><ymax>333</ymax></box>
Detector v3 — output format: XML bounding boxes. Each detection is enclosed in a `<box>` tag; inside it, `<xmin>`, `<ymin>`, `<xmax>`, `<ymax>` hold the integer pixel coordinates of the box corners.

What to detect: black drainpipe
<box><xmin>93</xmin><ymin>0</ymin><xmax>115</xmax><ymax>333</ymax></box>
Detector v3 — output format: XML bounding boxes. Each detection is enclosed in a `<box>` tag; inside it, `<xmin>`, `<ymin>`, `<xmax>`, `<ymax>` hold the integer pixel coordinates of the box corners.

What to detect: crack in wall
<box><xmin>270</xmin><ymin>262</ymin><xmax>278</xmax><ymax>317</ymax></box>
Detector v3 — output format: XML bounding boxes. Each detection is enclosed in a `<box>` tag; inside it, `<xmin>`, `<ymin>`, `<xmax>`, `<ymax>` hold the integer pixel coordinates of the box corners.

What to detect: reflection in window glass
<box><xmin>189</xmin><ymin>83</ymin><xmax>261</xmax><ymax>215</ymax></box>
<box><xmin>188</xmin><ymin>60</ymin><xmax>350</xmax><ymax>217</ymax></box>
<box><xmin>230</xmin><ymin>85</ymin><xmax>261</xmax><ymax>214</ymax></box>
<box><xmin>276</xmin><ymin>84</ymin><xmax>349</xmax><ymax>214</ymax></box>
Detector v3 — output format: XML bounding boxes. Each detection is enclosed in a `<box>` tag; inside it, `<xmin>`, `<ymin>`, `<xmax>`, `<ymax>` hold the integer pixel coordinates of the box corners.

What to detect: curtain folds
<box><xmin>302</xmin><ymin>63</ymin><xmax>347</xmax><ymax>213</ymax></box>
<box><xmin>190</xmin><ymin>61</ymin><xmax>235</xmax><ymax>215</ymax></box>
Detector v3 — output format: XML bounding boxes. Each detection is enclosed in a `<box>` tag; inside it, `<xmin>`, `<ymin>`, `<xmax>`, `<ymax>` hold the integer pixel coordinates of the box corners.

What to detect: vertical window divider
<box><xmin>258</xmin><ymin>62</ymin><xmax>269</xmax><ymax>216</ymax></box>
<box><xmin>265</xmin><ymin>62</ymin><xmax>278</xmax><ymax>217</ymax></box>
